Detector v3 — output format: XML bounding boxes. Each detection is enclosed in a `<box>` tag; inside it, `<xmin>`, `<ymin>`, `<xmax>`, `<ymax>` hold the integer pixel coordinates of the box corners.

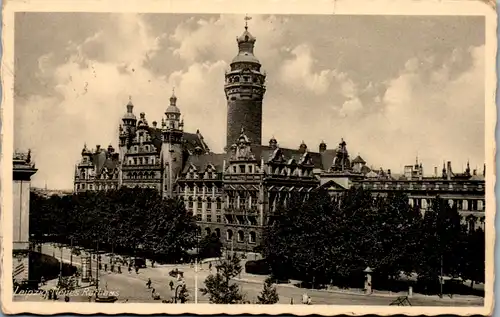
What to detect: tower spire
<box><xmin>244</xmin><ymin>14</ymin><xmax>252</xmax><ymax>30</ymax></box>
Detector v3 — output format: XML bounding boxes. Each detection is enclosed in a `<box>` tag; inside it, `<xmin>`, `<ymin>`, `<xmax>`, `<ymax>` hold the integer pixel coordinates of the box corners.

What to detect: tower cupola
<box><xmin>122</xmin><ymin>96</ymin><xmax>137</xmax><ymax>124</ymax></box>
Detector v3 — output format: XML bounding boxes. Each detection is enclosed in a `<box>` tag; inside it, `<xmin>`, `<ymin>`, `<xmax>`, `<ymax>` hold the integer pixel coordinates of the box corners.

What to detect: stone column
<box><xmin>13</xmin><ymin>152</ymin><xmax>37</xmax><ymax>283</ymax></box>
<box><xmin>363</xmin><ymin>267</ymin><xmax>374</xmax><ymax>295</ymax></box>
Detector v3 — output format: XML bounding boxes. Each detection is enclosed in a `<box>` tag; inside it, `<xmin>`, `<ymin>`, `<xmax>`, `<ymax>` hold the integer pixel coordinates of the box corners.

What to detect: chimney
<box><xmin>152</xmin><ymin>121</ymin><xmax>157</xmax><ymax>128</ymax></box>
<box><xmin>473</xmin><ymin>169</ymin><xmax>477</xmax><ymax>176</ymax></box>
<box><xmin>434</xmin><ymin>166</ymin><xmax>438</xmax><ymax>177</ymax></box>
<box><xmin>387</xmin><ymin>169</ymin><xmax>391</xmax><ymax>178</ymax></box>
<box><xmin>447</xmin><ymin>161</ymin><xmax>452</xmax><ymax>180</ymax></box>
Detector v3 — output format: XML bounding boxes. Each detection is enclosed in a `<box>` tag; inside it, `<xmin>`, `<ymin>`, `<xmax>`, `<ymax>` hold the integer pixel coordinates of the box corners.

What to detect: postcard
<box><xmin>1</xmin><ymin>0</ymin><xmax>496</xmax><ymax>315</ymax></box>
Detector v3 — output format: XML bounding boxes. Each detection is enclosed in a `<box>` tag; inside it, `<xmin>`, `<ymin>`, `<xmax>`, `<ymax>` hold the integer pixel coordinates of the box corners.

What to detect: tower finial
<box><xmin>129</xmin><ymin>95</ymin><xmax>132</xmax><ymax>102</ymax></box>
<box><xmin>172</xmin><ymin>86</ymin><xmax>175</xmax><ymax>96</ymax></box>
<box><xmin>244</xmin><ymin>14</ymin><xmax>252</xmax><ymax>30</ymax></box>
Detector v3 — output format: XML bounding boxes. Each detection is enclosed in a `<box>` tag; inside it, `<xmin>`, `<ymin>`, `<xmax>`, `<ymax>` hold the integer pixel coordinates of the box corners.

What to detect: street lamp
<box><xmin>174</xmin><ymin>282</ymin><xmax>186</xmax><ymax>303</ymax></box>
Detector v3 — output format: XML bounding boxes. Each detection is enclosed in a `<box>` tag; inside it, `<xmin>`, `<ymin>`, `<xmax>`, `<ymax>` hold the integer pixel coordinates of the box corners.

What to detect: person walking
<box><xmin>146</xmin><ymin>278</ymin><xmax>152</xmax><ymax>289</ymax></box>
<box><xmin>169</xmin><ymin>280</ymin><xmax>174</xmax><ymax>290</ymax></box>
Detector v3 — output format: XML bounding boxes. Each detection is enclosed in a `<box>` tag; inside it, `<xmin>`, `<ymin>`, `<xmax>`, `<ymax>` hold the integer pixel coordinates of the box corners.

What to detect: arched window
<box><xmin>215</xmin><ymin>228</ymin><xmax>221</xmax><ymax>238</ymax></box>
<box><xmin>249</xmin><ymin>231</ymin><xmax>256</xmax><ymax>244</ymax></box>
<box><xmin>226</xmin><ymin>229</ymin><xmax>233</xmax><ymax>241</ymax></box>
<box><xmin>237</xmin><ymin>230</ymin><xmax>244</xmax><ymax>242</ymax></box>
<box><xmin>197</xmin><ymin>197</ymin><xmax>203</xmax><ymax>209</ymax></box>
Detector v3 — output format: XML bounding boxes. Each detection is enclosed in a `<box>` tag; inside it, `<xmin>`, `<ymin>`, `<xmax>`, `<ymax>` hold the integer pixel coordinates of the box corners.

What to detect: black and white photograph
<box><xmin>1</xmin><ymin>0</ymin><xmax>496</xmax><ymax>315</ymax></box>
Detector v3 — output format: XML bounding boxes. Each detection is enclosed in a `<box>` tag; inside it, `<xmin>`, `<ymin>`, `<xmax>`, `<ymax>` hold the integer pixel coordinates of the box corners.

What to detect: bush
<box><xmin>245</xmin><ymin>259</ymin><xmax>270</xmax><ymax>275</ymax></box>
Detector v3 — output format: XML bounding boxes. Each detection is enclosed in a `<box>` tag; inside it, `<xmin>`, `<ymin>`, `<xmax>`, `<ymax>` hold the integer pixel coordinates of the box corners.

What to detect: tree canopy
<box><xmin>263</xmin><ymin>187</ymin><xmax>485</xmax><ymax>294</ymax></box>
<box><xmin>30</xmin><ymin>187</ymin><xmax>198</xmax><ymax>262</ymax></box>
<box><xmin>200</xmin><ymin>255</ymin><xmax>244</xmax><ymax>304</ymax></box>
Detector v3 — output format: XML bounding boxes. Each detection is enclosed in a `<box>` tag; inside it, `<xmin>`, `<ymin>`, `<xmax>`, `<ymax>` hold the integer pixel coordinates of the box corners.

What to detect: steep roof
<box><xmin>182</xmin><ymin>153</ymin><xmax>227</xmax><ymax>174</ymax></box>
<box><xmin>91</xmin><ymin>149</ymin><xmax>120</xmax><ymax>176</ymax></box>
<box><xmin>144</xmin><ymin>128</ymin><xmax>210</xmax><ymax>154</ymax></box>
<box><xmin>352</xmin><ymin>155</ymin><xmax>366</xmax><ymax>164</ymax></box>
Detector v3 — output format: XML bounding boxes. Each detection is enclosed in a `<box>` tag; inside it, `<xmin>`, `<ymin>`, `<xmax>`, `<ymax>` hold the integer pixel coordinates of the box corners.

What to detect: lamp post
<box><xmin>194</xmin><ymin>234</ymin><xmax>199</xmax><ymax>304</ymax></box>
<box><xmin>70</xmin><ymin>237</ymin><xmax>73</xmax><ymax>266</ymax></box>
<box><xmin>59</xmin><ymin>244</ymin><xmax>64</xmax><ymax>283</ymax></box>
<box><xmin>174</xmin><ymin>283</ymin><xmax>185</xmax><ymax>303</ymax></box>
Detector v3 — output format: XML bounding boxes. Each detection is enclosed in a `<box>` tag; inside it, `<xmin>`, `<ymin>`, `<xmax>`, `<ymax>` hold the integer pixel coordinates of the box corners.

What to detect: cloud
<box><xmin>14</xmin><ymin>14</ymin><xmax>485</xmax><ymax>189</ymax></box>
<box><xmin>280</xmin><ymin>44</ymin><xmax>337</xmax><ymax>95</ymax></box>
<box><xmin>15</xmin><ymin>14</ymin><xmax>229</xmax><ymax>189</ymax></box>
<box><xmin>332</xmin><ymin>45</ymin><xmax>485</xmax><ymax>174</ymax></box>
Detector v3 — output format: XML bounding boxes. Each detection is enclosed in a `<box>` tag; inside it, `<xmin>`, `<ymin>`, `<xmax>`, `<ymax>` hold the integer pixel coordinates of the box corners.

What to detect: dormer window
<box><xmin>233</xmin><ymin>166</ymin><xmax>237</xmax><ymax>173</ymax></box>
<box><xmin>239</xmin><ymin>165</ymin><xmax>245</xmax><ymax>173</ymax></box>
<box><xmin>248</xmin><ymin>165</ymin><xmax>253</xmax><ymax>173</ymax></box>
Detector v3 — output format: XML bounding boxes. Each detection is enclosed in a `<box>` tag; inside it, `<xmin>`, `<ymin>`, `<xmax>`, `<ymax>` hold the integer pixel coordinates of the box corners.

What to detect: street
<box><xmin>34</xmin><ymin>244</ymin><xmax>483</xmax><ymax>306</ymax></box>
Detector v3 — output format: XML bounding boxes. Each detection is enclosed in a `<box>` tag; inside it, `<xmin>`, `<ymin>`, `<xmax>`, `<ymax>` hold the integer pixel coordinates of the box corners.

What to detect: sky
<box><xmin>13</xmin><ymin>13</ymin><xmax>485</xmax><ymax>190</ymax></box>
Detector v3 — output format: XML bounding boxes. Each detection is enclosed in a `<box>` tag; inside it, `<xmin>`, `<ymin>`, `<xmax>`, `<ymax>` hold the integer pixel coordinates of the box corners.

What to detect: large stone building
<box><xmin>74</xmin><ymin>22</ymin><xmax>485</xmax><ymax>249</ymax></box>
<box><xmin>13</xmin><ymin>151</ymin><xmax>37</xmax><ymax>282</ymax></box>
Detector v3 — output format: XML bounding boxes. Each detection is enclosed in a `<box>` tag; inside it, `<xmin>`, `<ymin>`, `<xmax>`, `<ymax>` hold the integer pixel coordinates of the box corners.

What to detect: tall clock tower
<box><xmin>224</xmin><ymin>18</ymin><xmax>266</xmax><ymax>149</ymax></box>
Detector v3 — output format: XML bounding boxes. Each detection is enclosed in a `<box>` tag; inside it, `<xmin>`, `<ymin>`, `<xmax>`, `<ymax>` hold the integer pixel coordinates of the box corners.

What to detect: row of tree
<box><xmin>30</xmin><ymin>188</ymin><xmax>200</xmax><ymax>262</ymax></box>
<box><xmin>262</xmin><ymin>188</ymin><xmax>485</xmax><ymax>294</ymax></box>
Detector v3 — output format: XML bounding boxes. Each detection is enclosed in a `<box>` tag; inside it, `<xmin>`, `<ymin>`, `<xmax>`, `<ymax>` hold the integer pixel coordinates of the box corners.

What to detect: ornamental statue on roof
<box><xmin>331</xmin><ymin>138</ymin><xmax>352</xmax><ymax>172</ymax></box>
<box><xmin>231</xmin><ymin>127</ymin><xmax>256</xmax><ymax>161</ymax></box>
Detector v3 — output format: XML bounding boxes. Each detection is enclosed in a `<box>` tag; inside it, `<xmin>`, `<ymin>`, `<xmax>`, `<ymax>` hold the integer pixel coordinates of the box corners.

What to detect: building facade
<box><xmin>13</xmin><ymin>151</ymin><xmax>37</xmax><ymax>282</ymax></box>
<box><xmin>74</xmin><ymin>22</ymin><xmax>486</xmax><ymax>249</ymax></box>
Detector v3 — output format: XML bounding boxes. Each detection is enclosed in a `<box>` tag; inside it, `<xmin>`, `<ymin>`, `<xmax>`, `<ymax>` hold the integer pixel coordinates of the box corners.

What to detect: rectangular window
<box><xmin>216</xmin><ymin>201</ymin><xmax>222</xmax><ymax>210</ymax></box>
<box><xmin>196</xmin><ymin>214</ymin><xmax>202</xmax><ymax>221</ymax></box>
<box><xmin>229</xmin><ymin>197</ymin><xmax>235</xmax><ymax>209</ymax></box>
<box><xmin>188</xmin><ymin>201</ymin><xmax>193</xmax><ymax>208</ymax></box>
<box><xmin>216</xmin><ymin>215</ymin><xmax>221</xmax><ymax>223</ymax></box>
<box><xmin>144</xmin><ymin>157</ymin><xmax>148</xmax><ymax>165</ymax></box>
<box><xmin>248</xmin><ymin>165</ymin><xmax>253</xmax><ymax>173</ymax></box>
<box><xmin>233</xmin><ymin>166</ymin><xmax>237</xmax><ymax>173</ymax></box>
<box><xmin>239</xmin><ymin>165</ymin><xmax>245</xmax><ymax>173</ymax></box>
<box><xmin>197</xmin><ymin>201</ymin><xmax>202</xmax><ymax>209</ymax></box>
<box><xmin>207</xmin><ymin>202</ymin><xmax>212</xmax><ymax>210</ymax></box>
<box><xmin>207</xmin><ymin>215</ymin><xmax>212</xmax><ymax>222</ymax></box>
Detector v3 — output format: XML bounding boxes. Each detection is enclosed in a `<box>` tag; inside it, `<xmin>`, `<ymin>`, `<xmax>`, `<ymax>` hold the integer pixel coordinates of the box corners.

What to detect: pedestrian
<box><xmin>110</xmin><ymin>264</ymin><xmax>114</xmax><ymax>273</ymax></box>
<box><xmin>290</xmin><ymin>298</ymin><xmax>294</xmax><ymax>305</ymax></box>
<box><xmin>104</xmin><ymin>264</ymin><xmax>108</xmax><ymax>272</ymax></box>
<box><xmin>169</xmin><ymin>280</ymin><xmax>174</xmax><ymax>290</ymax></box>
<box><xmin>146</xmin><ymin>278</ymin><xmax>152</xmax><ymax>289</ymax></box>
<box><xmin>118</xmin><ymin>266</ymin><xmax>122</xmax><ymax>274</ymax></box>
<box><xmin>48</xmin><ymin>289</ymin><xmax>53</xmax><ymax>300</ymax></box>
<box><xmin>151</xmin><ymin>260</ymin><xmax>155</xmax><ymax>268</ymax></box>
<box><xmin>135</xmin><ymin>266</ymin><xmax>139</xmax><ymax>274</ymax></box>
<box><xmin>40</xmin><ymin>276</ymin><xmax>45</xmax><ymax>286</ymax></box>
<box><xmin>128</xmin><ymin>266</ymin><xmax>132</xmax><ymax>274</ymax></box>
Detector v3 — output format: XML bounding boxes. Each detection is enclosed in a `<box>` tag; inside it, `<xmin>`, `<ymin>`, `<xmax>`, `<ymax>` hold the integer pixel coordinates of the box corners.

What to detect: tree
<box><xmin>257</xmin><ymin>277</ymin><xmax>279</xmax><ymax>304</ymax></box>
<box><xmin>199</xmin><ymin>233</ymin><xmax>223</xmax><ymax>259</ymax></box>
<box><xmin>416</xmin><ymin>197</ymin><xmax>464</xmax><ymax>293</ymax></box>
<box><xmin>200</xmin><ymin>255</ymin><xmax>244</xmax><ymax>304</ymax></box>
